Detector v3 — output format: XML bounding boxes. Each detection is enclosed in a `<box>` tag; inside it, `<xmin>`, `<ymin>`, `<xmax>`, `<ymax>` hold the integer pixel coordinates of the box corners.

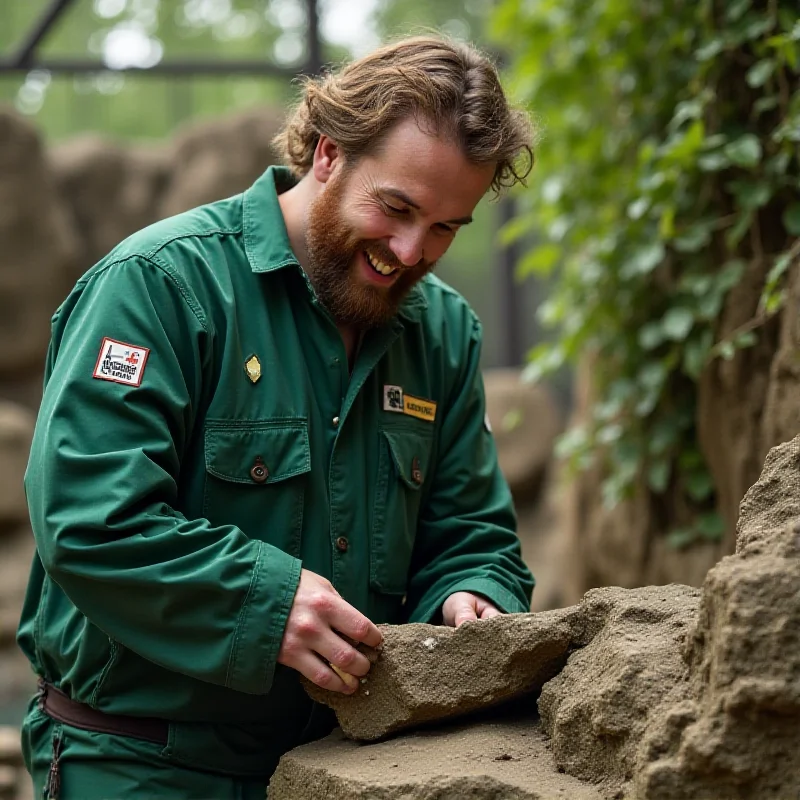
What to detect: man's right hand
<box><xmin>277</xmin><ymin>568</ymin><xmax>383</xmax><ymax>694</ymax></box>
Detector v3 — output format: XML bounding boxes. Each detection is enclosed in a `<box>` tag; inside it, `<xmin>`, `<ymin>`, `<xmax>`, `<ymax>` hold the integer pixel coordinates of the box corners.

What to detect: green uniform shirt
<box><xmin>17</xmin><ymin>166</ymin><xmax>534</xmax><ymax>777</ymax></box>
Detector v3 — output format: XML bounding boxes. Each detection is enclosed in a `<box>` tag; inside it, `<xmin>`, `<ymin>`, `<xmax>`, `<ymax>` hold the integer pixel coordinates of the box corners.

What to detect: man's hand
<box><xmin>442</xmin><ymin>591</ymin><xmax>502</xmax><ymax>627</ymax></box>
<box><xmin>277</xmin><ymin>569</ymin><xmax>383</xmax><ymax>694</ymax></box>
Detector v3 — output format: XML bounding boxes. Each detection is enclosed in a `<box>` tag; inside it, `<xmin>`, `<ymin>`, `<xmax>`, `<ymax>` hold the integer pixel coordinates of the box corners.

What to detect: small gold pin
<box><xmin>244</xmin><ymin>355</ymin><xmax>261</xmax><ymax>384</ymax></box>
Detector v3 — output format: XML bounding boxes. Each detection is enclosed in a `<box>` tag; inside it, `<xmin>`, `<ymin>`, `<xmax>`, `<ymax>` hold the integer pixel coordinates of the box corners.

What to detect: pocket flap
<box><xmin>382</xmin><ymin>428</ymin><xmax>433</xmax><ymax>490</ymax></box>
<box><xmin>204</xmin><ymin>419</ymin><xmax>310</xmax><ymax>485</ymax></box>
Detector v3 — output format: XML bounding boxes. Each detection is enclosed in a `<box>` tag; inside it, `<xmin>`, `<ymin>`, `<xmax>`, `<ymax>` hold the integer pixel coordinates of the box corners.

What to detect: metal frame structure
<box><xmin>0</xmin><ymin>0</ymin><xmax>323</xmax><ymax>76</ymax></box>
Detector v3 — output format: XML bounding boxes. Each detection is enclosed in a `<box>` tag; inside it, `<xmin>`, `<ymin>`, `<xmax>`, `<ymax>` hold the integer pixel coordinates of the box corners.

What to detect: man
<box><xmin>18</xmin><ymin>35</ymin><xmax>535</xmax><ymax>798</ymax></box>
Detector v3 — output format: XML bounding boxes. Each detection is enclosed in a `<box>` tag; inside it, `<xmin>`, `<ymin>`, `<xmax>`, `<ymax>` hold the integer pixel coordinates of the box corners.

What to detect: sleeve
<box><xmin>405</xmin><ymin>314</ymin><xmax>535</xmax><ymax>623</ymax></box>
<box><xmin>25</xmin><ymin>256</ymin><xmax>301</xmax><ymax>695</ymax></box>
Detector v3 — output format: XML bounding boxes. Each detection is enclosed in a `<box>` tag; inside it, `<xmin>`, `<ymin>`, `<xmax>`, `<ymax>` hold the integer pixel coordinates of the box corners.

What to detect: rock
<box><xmin>635</xmin><ymin>435</ymin><xmax>800</xmax><ymax>800</ymax></box>
<box><xmin>269</xmin><ymin>716</ymin><xmax>604</xmax><ymax>800</ymax></box>
<box><xmin>0</xmin><ymin>727</ymin><xmax>22</xmax><ymax>767</ymax></box>
<box><xmin>51</xmin><ymin>135</ymin><xmax>170</xmax><ymax>274</ymax></box>
<box><xmin>0</xmin><ymin>765</ymin><xmax>18</xmax><ymax>800</ymax></box>
<box><xmin>539</xmin><ymin>585</ymin><xmax>700</xmax><ymax>798</ymax></box>
<box><xmin>483</xmin><ymin>369</ymin><xmax>560</xmax><ymax>504</ymax></box>
<box><xmin>304</xmin><ymin>608</ymin><xmax>577</xmax><ymax>742</ymax></box>
<box><xmin>158</xmin><ymin>108</ymin><xmax>282</xmax><ymax>218</ymax></box>
<box><xmin>0</xmin><ymin>403</ymin><xmax>35</xmax><ymax>527</ymax></box>
<box><xmin>0</xmin><ymin>108</ymin><xmax>79</xmax><ymax>383</ymax></box>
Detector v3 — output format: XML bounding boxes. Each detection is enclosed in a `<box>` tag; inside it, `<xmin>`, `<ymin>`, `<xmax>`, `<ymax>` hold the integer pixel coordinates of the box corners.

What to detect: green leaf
<box><xmin>648</xmin><ymin>459</ymin><xmax>671</xmax><ymax>493</ymax></box>
<box><xmin>782</xmin><ymin>203</ymin><xmax>800</xmax><ymax>235</ymax></box>
<box><xmin>725</xmin><ymin>0</ymin><xmax>751</xmax><ymax>22</ymax></box>
<box><xmin>753</xmin><ymin>96</ymin><xmax>779</xmax><ymax>116</ymax></box>
<box><xmin>725</xmin><ymin>209</ymin><xmax>754</xmax><ymax>248</ymax></box>
<box><xmin>746</xmin><ymin>59</ymin><xmax>775</xmax><ymax>87</ymax></box>
<box><xmin>662</xmin><ymin>307</ymin><xmax>695</xmax><ymax>341</ymax></box>
<box><xmin>501</xmin><ymin>408</ymin><xmax>524</xmax><ymax>433</ymax></box>
<box><xmin>698</xmin><ymin>152</ymin><xmax>730</xmax><ymax>171</ymax></box>
<box><xmin>733</xmin><ymin>330</ymin><xmax>758</xmax><ymax>349</ymax></box>
<box><xmin>621</xmin><ymin>242</ymin><xmax>665</xmax><ymax>278</ymax></box>
<box><xmin>685</xmin><ymin>470</ymin><xmax>714</xmax><ymax>501</ymax></box>
<box><xmin>638</xmin><ymin>322</ymin><xmax>665</xmax><ymax>350</ymax></box>
<box><xmin>696</xmin><ymin>38</ymin><xmax>724</xmax><ymax>61</ymax></box>
<box><xmin>696</xmin><ymin>512</ymin><xmax>725</xmax><ymax>541</ymax></box>
<box><xmin>724</xmin><ymin>134</ymin><xmax>762</xmax><ymax>168</ymax></box>
<box><xmin>667</xmin><ymin>527</ymin><xmax>698</xmax><ymax>550</ymax></box>
<box><xmin>674</xmin><ymin>223</ymin><xmax>712</xmax><ymax>252</ymax></box>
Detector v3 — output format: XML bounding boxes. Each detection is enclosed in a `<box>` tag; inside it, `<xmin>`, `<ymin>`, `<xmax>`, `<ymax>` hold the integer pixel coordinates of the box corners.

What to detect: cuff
<box><xmin>225</xmin><ymin>540</ymin><xmax>302</xmax><ymax>694</ymax></box>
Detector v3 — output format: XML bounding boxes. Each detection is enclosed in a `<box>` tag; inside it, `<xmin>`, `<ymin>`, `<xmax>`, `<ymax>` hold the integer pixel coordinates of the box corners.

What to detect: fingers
<box><xmin>453</xmin><ymin>604</ymin><xmax>479</xmax><ymax>627</ymax></box>
<box><xmin>292</xmin><ymin>652</ymin><xmax>356</xmax><ymax>694</ymax></box>
<box><xmin>329</xmin><ymin>602</ymin><xmax>383</xmax><ymax>649</ymax></box>
<box><xmin>480</xmin><ymin>605</ymin><xmax>502</xmax><ymax>620</ymax></box>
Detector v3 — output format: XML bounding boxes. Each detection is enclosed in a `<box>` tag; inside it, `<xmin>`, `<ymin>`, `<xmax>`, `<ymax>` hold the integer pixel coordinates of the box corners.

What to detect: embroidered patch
<box><xmin>244</xmin><ymin>354</ymin><xmax>261</xmax><ymax>384</ymax></box>
<box><xmin>92</xmin><ymin>337</ymin><xmax>150</xmax><ymax>387</ymax></box>
<box><xmin>403</xmin><ymin>394</ymin><xmax>437</xmax><ymax>422</ymax></box>
<box><xmin>383</xmin><ymin>385</ymin><xmax>405</xmax><ymax>413</ymax></box>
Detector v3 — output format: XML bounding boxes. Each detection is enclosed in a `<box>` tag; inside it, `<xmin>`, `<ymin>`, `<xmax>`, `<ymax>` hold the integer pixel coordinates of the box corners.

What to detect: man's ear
<box><xmin>312</xmin><ymin>135</ymin><xmax>341</xmax><ymax>184</ymax></box>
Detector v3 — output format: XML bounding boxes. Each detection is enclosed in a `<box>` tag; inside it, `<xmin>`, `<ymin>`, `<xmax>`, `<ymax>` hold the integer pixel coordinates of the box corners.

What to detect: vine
<box><xmin>493</xmin><ymin>0</ymin><xmax>800</xmax><ymax>546</ymax></box>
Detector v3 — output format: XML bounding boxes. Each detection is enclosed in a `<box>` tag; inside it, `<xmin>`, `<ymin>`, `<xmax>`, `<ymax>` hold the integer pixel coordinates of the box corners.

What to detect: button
<box><xmin>250</xmin><ymin>456</ymin><xmax>268</xmax><ymax>483</ymax></box>
<box><xmin>335</xmin><ymin>536</ymin><xmax>349</xmax><ymax>553</ymax></box>
<box><xmin>411</xmin><ymin>456</ymin><xmax>423</xmax><ymax>485</ymax></box>
<box><xmin>332</xmin><ymin>416</ymin><xmax>340</xmax><ymax>427</ymax></box>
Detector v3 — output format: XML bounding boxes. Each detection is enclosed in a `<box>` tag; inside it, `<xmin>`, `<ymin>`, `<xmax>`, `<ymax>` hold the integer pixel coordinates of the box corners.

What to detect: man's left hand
<box><xmin>442</xmin><ymin>592</ymin><xmax>502</xmax><ymax>627</ymax></box>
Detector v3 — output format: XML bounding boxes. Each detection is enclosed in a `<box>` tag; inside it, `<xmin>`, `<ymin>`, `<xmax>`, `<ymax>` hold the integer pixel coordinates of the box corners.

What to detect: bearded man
<box><xmin>18</xmin><ymin>35</ymin><xmax>535</xmax><ymax>799</ymax></box>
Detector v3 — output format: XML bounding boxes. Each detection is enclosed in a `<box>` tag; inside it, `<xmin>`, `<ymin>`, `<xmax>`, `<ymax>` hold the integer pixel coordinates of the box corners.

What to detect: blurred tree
<box><xmin>494</xmin><ymin>0</ymin><xmax>800</xmax><ymax>544</ymax></box>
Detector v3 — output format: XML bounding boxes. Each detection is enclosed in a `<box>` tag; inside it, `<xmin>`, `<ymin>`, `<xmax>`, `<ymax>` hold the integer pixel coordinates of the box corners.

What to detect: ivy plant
<box><xmin>492</xmin><ymin>0</ymin><xmax>799</xmax><ymax>547</ymax></box>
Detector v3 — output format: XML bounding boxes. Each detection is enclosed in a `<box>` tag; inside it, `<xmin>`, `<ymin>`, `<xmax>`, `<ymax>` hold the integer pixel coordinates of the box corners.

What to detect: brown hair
<box><xmin>273</xmin><ymin>35</ymin><xmax>534</xmax><ymax>195</ymax></box>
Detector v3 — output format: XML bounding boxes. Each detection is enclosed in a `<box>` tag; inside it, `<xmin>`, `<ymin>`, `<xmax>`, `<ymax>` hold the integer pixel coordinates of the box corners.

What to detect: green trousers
<box><xmin>21</xmin><ymin>702</ymin><xmax>269</xmax><ymax>800</ymax></box>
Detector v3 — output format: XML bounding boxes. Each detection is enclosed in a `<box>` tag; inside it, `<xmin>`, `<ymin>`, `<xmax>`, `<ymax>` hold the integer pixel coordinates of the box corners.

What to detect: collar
<box><xmin>242</xmin><ymin>165</ymin><xmax>428</xmax><ymax>321</ymax></box>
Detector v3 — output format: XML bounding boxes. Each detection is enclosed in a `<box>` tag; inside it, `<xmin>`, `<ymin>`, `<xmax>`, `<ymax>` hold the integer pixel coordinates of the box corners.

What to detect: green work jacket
<box><xmin>18</xmin><ymin>166</ymin><xmax>534</xmax><ymax>778</ymax></box>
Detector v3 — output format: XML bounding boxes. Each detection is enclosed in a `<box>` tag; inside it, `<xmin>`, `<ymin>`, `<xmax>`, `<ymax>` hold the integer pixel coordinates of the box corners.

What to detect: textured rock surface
<box><xmin>0</xmin><ymin>403</ymin><xmax>34</xmax><ymax>528</ymax></box>
<box><xmin>539</xmin><ymin>585</ymin><xmax>700</xmax><ymax>798</ymax></box>
<box><xmin>483</xmin><ymin>368</ymin><xmax>561</xmax><ymax>503</ymax></box>
<box><xmin>52</xmin><ymin>135</ymin><xmax>169</xmax><ymax>272</ymax></box>
<box><xmin>304</xmin><ymin>609</ymin><xmax>577</xmax><ymax>741</ymax></box>
<box><xmin>269</xmin><ymin>715</ymin><xmax>604</xmax><ymax>800</ymax></box>
<box><xmin>635</xmin><ymin>435</ymin><xmax>800</xmax><ymax>800</ymax></box>
<box><xmin>158</xmin><ymin>108</ymin><xmax>281</xmax><ymax>217</ymax></box>
<box><xmin>0</xmin><ymin>109</ymin><xmax>78</xmax><ymax>383</ymax></box>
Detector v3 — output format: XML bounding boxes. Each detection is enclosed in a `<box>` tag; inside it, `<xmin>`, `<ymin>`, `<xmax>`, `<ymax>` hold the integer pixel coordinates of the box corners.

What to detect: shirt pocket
<box><xmin>203</xmin><ymin>418</ymin><xmax>310</xmax><ymax>558</ymax></box>
<box><xmin>370</xmin><ymin>426</ymin><xmax>434</xmax><ymax>595</ymax></box>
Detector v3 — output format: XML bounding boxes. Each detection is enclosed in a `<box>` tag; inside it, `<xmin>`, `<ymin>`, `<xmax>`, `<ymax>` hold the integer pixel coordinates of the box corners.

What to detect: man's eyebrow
<box><xmin>381</xmin><ymin>187</ymin><xmax>473</xmax><ymax>226</ymax></box>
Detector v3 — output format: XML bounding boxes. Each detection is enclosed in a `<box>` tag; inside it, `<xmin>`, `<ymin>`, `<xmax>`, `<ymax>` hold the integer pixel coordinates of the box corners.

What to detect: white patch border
<box><xmin>93</xmin><ymin>336</ymin><xmax>150</xmax><ymax>387</ymax></box>
<box><xmin>383</xmin><ymin>384</ymin><xmax>405</xmax><ymax>413</ymax></box>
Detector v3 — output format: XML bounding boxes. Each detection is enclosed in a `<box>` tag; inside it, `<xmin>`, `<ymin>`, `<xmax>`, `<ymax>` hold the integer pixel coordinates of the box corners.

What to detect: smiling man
<box><xmin>18</xmin><ymin>36</ymin><xmax>535</xmax><ymax>799</ymax></box>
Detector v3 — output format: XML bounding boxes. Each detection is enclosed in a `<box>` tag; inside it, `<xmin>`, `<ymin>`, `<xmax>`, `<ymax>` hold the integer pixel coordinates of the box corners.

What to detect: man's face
<box><xmin>304</xmin><ymin>118</ymin><xmax>496</xmax><ymax>328</ymax></box>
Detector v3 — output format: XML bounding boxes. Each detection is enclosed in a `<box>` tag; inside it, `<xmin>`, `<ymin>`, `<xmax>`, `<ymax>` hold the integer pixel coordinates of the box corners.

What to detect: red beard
<box><xmin>304</xmin><ymin>173</ymin><xmax>432</xmax><ymax>329</ymax></box>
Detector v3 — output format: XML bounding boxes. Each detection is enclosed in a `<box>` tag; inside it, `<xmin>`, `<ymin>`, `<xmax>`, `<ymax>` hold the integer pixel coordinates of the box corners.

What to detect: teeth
<box><xmin>366</xmin><ymin>251</ymin><xmax>397</xmax><ymax>276</ymax></box>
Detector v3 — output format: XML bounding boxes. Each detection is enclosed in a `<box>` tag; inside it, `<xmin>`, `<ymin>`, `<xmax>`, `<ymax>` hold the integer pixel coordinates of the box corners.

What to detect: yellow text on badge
<box><xmin>403</xmin><ymin>394</ymin><xmax>437</xmax><ymax>422</ymax></box>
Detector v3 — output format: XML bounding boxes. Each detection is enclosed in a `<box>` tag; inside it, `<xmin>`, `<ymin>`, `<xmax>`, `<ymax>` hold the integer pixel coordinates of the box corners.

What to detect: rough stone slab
<box><xmin>539</xmin><ymin>585</ymin><xmax>700</xmax><ymax>798</ymax></box>
<box><xmin>634</xmin><ymin>436</ymin><xmax>800</xmax><ymax>800</ymax></box>
<box><xmin>304</xmin><ymin>608</ymin><xmax>577</xmax><ymax>742</ymax></box>
<box><xmin>269</xmin><ymin>716</ymin><xmax>603</xmax><ymax>800</ymax></box>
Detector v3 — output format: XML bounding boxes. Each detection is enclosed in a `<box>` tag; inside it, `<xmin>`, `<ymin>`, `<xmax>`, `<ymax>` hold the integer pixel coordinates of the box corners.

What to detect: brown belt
<box><xmin>38</xmin><ymin>679</ymin><xmax>169</xmax><ymax>745</ymax></box>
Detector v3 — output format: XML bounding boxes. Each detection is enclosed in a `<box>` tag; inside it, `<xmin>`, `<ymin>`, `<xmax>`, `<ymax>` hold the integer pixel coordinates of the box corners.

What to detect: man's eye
<box><xmin>435</xmin><ymin>223</ymin><xmax>455</xmax><ymax>234</ymax></box>
<box><xmin>384</xmin><ymin>203</ymin><xmax>408</xmax><ymax>215</ymax></box>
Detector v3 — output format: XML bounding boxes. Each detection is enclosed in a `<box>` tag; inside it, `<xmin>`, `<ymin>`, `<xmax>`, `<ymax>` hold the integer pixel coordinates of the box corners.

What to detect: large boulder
<box><xmin>51</xmin><ymin>135</ymin><xmax>170</xmax><ymax>274</ymax></box>
<box><xmin>635</xmin><ymin>435</ymin><xmax>800</xmax><ymax>800</ymax></box>
<box><xmin>483</xmin><ymin>368</ymin><xmax>560</xmax><ymax>505</ymax></box>
<box><xmin>0</xmin><ymin>108</ymin><xmax>79</xmax><ymax>386</ymax></box>
<box><xmin>0</xmin><ymin>402</ymin><xmax>34</xmax><ymax>528</ymax></box>
<box><xmin>158</xmin><ymin>108</ymin><xmax>283</xmax><ymax>217</ymax></box>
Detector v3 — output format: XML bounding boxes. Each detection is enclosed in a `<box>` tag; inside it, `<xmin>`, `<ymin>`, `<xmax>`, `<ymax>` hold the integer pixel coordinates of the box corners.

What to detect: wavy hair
<box><xmin>273</xmin><ymin>36</ymin><xmax>534</xmax><ymax>195</ymax></box>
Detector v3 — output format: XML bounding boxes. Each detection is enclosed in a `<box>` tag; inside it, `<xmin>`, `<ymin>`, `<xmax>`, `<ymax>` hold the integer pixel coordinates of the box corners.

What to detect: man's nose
<box><xmin>389</xmin><ymin>230</ymin><xmax>426</xmax><ymax>267</ymax></box>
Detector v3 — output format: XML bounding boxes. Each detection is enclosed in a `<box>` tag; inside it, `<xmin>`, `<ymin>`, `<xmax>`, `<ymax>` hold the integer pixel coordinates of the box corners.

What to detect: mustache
<box><xmin>359</xmin><ymin>243</ymin><xmax>432</xmax><ymax>274</ymax></box>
